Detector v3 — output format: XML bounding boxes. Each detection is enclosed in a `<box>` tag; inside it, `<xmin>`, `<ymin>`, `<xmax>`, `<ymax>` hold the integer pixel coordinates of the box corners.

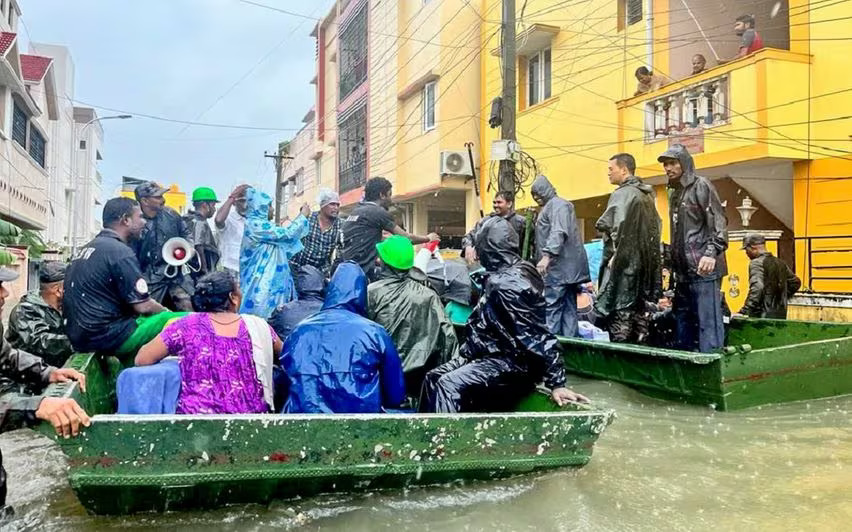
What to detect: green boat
<box><xmin>37</xmin><ymin>353</ymin><xmax>614</xmax><ymax>515</ymax></box>
<box><xmin>452</xmin><ymin>311</ymin><xmax>852</xmax><ymax>411</ymax></box>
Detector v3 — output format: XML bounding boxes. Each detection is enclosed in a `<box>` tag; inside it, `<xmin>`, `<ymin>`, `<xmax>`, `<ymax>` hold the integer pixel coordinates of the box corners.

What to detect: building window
<box><xmin>422</xmin><ymin>81</ymin><xmax>436</xmax><ymax>132</ymax></box>
<box><xmin>338</xmin><ymin>105</ymin><xmax>367</xmax><ymax>194</ymax></box>
<box><xmin>315</xmin><ymin>159</ymin><xmax>322</xmax><ymax>187</ymax></box>
<box><xmin>527</xmin><ymin>48</ymin><xmax>551</xmax><ymax>107</ymax></box>
<box><xmin>339</xmin><ymin>5</ymin><xmax>368</xmax><ymax>101</ymax></box>
<box><xmin>295</xmin><ymin>168</ymin><xmax>305</xmax><ymax>195</ymax></box>
<box><xmin>11</xmin><ymin>103</ymin><xmax>27</xmax><ymax>148</ymax></box>
<box><xmin>29</xmin><ymin>127</ymin><xmax>46</xmax><ymax>168</ymax></box>
<box><xmin>627</xmin><ymin>0</ymin><xmax>642</xmax><ymax>25</ymax></box>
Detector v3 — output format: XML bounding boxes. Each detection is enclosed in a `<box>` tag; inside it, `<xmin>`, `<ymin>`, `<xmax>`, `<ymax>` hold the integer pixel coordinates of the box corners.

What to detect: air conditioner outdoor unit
<box><xmin>440</xmin><ymin>150</ymin><xmax>474</xmax><ymax>177</ymax></box>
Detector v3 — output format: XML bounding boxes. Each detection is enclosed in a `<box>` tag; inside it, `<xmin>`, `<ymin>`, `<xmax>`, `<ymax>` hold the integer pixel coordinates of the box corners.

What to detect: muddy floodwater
<box><xmin>2</xmin><ymin>378</ymin><xmax>850</xmax><ymax>531</ymax></box>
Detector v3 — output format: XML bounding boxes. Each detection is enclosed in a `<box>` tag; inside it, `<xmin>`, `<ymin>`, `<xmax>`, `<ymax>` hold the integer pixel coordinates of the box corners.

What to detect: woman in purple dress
<box><xmin>136</xmin><ymin>272</ymin><xmax>282</xmax><ymax>414</ymax></box>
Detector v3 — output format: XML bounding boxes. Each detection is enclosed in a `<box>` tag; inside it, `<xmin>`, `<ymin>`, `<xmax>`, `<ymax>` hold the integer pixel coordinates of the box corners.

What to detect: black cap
<box><xmin>657</xmin><ymin>147</ymin><xmax>682</xmax><ymax>162</ymax></box>
<box><xmin>741</xmin><ymin>233</ymin><xmax>766</xmax><ymax>250</ymax></box>
<box><xmin>39</xmin><ymin>261</ymin><xmax>67</xmax><ymax>283</ymax></box>
<box><xmin>134</xmin><ymin>181</ymin><xmax>169</xmax><ymax>200</ymax></box>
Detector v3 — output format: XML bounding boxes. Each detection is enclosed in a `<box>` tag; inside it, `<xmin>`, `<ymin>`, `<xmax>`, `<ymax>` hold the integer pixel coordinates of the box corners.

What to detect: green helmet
<box><xmin>376</xmin><ymin>235</ymin><xmax>414</xmax><ymax>271</ymax></box>
<box><xmin>192</xmin><ymin>187</ymin><xmax>219</xmax><ymax>203</ymax></box>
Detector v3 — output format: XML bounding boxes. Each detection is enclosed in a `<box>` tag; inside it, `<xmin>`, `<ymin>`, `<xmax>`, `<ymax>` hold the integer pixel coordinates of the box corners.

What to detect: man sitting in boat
<box><xmin>268</xmin><ymin>265</ymin><xmax>326</xmax><ymax>341</ymax></box>
<box><xmin>135</xmin><ymin>271</ymin><xmax>282</xmax><ymax>414</ymax></box>
<box><xmin>64</xmin><ymin>198</ymin><xmax>188</xmax><ymax>364</ymax></box>
<box><xmin>736</xmin><ymin>233</ymin><xmax>801</xmax><ymax>319</ymax></box>
<box><xmin>0</xmin><ymin>265</ymin><xmax>91</xmax><ymax>516</ymax></box>
<box><xmin>420</xmin><ymin>218</ymin><xmax>588</xmax><ymax>413</ymax></box>
<box><xmin>6</xmin><ymin>261</ymin><xmax>74</xmax><ymax>370</ymax></box>
<box><xmin>367</xmin><ymin>235</ymin><xmax>459</xmax><ymax>398</ymax></box>
<box><xmin>278</xmin><ymin>261</ymin><xmax>406</xmax><ymax>413</ymax></box>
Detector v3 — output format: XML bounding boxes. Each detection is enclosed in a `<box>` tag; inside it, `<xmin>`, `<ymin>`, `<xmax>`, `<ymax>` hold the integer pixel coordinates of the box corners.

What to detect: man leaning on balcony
<box><xmin>717</xmin><ymin>14</ymin><xmax>764</xmax><ymax>65</ymax></box>
<box><xmin>659</xmin><ymin>144</ymin><xmax>728</xmax><ymax>353</ymax></box>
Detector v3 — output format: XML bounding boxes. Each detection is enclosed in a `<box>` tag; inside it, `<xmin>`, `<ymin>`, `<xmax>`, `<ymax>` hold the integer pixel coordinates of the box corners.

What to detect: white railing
<box><xmin>644</xmin><ymin>75</ymin><xmax>729</xmax><ymax>140</ymax></box>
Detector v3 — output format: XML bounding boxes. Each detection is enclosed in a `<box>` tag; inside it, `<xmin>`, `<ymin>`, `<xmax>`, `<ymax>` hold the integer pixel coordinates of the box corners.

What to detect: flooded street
<box><xmin>2</xmin><ymin>378</ymin><xmax>850</xmax><ymax>531</ymax></box>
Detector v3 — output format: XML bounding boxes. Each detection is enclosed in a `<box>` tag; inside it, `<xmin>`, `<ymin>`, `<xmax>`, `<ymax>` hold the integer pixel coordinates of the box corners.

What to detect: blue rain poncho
<box><xmin>239</xmin><ymin>188</ymin><xmax>310</xmax><ymax>319</ymax></box>
<box><xmin>278</xmin><ymin>262</ymin><xmax>406</xmax><ymax>413</ymax></box>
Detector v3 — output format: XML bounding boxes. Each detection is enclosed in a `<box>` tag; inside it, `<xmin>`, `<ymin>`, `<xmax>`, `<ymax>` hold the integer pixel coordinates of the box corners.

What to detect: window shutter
<box><xmin>12</xmin><ymin>103</ymin><xmax>27</xmax><ymax>148</ymax></box>
<box><xmin>29</xmin><ymin>127</ymin><xmax>46</xmax><ymax>168</ymax></box>
<box><xmin>627</xmin><ymin>0</ymin><xmax>643</xmax><ymax>25</ymax></box>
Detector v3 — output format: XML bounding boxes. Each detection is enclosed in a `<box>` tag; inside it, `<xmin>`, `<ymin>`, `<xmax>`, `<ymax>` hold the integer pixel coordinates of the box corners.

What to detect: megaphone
<box><xmin>162</xmin><ymin>237</ymin><xmax>198</xmax><ymax>278</ymax></box>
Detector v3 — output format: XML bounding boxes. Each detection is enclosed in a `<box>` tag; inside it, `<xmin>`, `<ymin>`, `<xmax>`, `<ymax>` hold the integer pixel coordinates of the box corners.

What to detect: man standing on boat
<box><xmin>530</xmin><ymin>175</ymin><xmax>591</xmax><ymax>338</ymax></box>
<box><xmin>133</xmin><ymin>181</ymin><xmax>195</xmax><ymax>311</ymax></box>
<box><xmin>341</xmin><ymin>177</ymin><xmax>439</xmax><ymax>282</ymax></box>
<box><xmin>0</xmin><ymin>265</ymin><xmax>91</xmax><ymax>519</ymax></box>
<box><xmin>659</xmin><ymin>144</ymin><xmax>728</xmax><ymax>353</ymax></box>
<box><xmin>420</xmin><ymin>218</ymin><xmax>588</xmax><ymax>413</ymax></box>
<box><xmin>595</xmin><ymin>154</ymin><xmax>662</xmax><ymax>343</ymax></box>
<box><xmin>737</xmin><ymin>233</ymin><xmax>801</xmax><ymax>319</ymax></box>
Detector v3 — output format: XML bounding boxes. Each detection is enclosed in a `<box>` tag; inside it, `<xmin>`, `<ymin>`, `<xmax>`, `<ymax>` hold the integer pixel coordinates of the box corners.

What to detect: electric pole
<box><xmin>499</xmin><ymin>0</ymin><xmax>517</xmax><ymax>194</ymax></box>
<box><xmin>265</xmin><ymin>151</ymin><xmax>293</xmax><ymax>224</ymax></box>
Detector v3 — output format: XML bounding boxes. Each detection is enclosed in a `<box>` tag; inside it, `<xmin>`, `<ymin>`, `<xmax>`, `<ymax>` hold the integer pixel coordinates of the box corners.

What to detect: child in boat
<box><xmin>136</xmin><ymin>271</ymin><xmax>282</xmax><ymax>414</ymax></box>
<box><xmin>420</xmin><ymin>217</ymin><xmax>588</xmax><ymax>413</ymax></box>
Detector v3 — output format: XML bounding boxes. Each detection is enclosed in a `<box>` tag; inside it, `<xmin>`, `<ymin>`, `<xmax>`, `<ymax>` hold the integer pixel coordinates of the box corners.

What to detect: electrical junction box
<box><xmin>491</xmin><ymin>140</ymin><xmax>521</xmax><ymax>162</ymax></box>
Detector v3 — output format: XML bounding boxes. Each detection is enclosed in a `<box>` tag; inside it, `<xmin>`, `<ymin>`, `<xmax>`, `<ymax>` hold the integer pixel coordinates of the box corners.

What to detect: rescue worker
<box><xmin>6</xmin><ymin>261</ymin><xmax>73</xmax><ymax>368</ymax></box>
<box><xmin>738</xmin><ymin>233</ymin><xmax>801</xmax><ymax>319</ymax></box>
<box><xmin>594</xmin><ymin>153</ymin><xmax>662</xmax><ymax>343</ymax></box>
<box><xmin>368</xmin><ymin>235</ymin><xmax>459</xmax><ymax>396</ymax></box>
<box><xmin>64</xmin><ymin>197</ymin><xmax>187</xmax><ymax>363</ymax></box>
<box><xmin>133</xmin><ymin>181</ymin><xmax>195</xmax><ymax>311</ymax></box>
<box><xmin>659</xmin><ymin>144</ymin><xmax>728</xmax><ymax>353</ymax></box>
<box><xmin>341</xmin><ymin>177</ymin><xmax>439</xmax><ymax>281</ymax></box>
<box><xmin>268</xmin><ymin>265</ymin><xmax>326</xmax><ymax>341</ymax></box>
<box><xmin>0</xmin><ymin>265</ymin><xmax>90</xmax><ymax>517</ymax></box>
<box><xmin>420</xmin><ymin>218</ymin><xmax>588</xmax><ymax>413</ymax></box>
<box><xmin>530</xmin><ymin>175</ymin><xmax>591</xmax><ymax>338</ymax></box>
<box><xmin>462</xmin><ymin>190</ymin><xmax>528</xmax><ymax>264</ymax></box>
<box><xmin>184</xmin><ymin>187</ymin><xmax>220</xmax><ymax>278</ymax></box>
<box><xmin>278</xmin><ymin>262</ymin><xmax>405</xmax><ymax>413</ymax></box>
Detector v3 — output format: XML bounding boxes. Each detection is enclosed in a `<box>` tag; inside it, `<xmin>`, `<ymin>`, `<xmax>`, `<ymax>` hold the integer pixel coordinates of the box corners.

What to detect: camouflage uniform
<box><xmin>6</xmin><ymin>291</ymin><xmax>73</xmax><ymax>368</ymax></box>
<box><xmin>0</xmin><ymin>303</ymin><xmax>57</xmax><ymax>510</ymax></box>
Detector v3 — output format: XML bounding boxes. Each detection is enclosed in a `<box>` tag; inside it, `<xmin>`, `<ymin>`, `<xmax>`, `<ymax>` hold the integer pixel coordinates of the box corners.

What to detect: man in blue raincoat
<box><xmin>239</xmin><ymin>188</ymin><xmax>311</xmax><ymax>319</ymax></box>
<box><xmin>278</xmin><ymin>262</ymin><xmax>406</xmax><ymax>413</ymax></box>
<box><xmin>268</xmin><ymin>264</ymin><xmax>326</xmax><ymax>341</ymax></box>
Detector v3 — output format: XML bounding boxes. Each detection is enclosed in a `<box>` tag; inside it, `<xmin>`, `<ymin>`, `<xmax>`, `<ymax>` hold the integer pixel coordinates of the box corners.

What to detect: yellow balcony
<box><xmin>617</xmin><ymin>49</ymin><xmax>812</xmax><ymax>175</ymax></box>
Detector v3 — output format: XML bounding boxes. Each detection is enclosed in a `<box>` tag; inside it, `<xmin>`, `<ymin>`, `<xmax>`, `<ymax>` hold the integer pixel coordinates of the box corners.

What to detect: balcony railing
<box><xmin>645</xmin><ymin>75</ymin><xmax>729</xmax><ymax>140</ymax></box>
<box><xmin>339</xmin><ymin>157</ymin><xmax>366</xmax><ymax>194</ymax></box>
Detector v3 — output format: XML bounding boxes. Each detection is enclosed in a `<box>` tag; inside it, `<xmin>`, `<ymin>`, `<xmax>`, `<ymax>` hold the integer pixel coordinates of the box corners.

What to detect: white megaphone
<box><xmin>162</xmin><ymin>237</ymin><xmax>198</xmax><ymax>278</ymax></box>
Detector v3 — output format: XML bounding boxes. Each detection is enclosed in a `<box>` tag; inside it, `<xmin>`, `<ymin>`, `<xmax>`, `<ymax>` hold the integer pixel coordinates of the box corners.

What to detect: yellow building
<box><xmin>120</xmin><ymin>177</ymin><xmax>188</xmax><ymax>215</ymax></box>
<box><xmin>291</xmin><ymin>0</ymin><xmax>484</xmax><ymax>247</ymax></box>
<box><xmin>479</xmin><ymin>0</ymin><xmax>852</xmax><ymax>319</ymax></box>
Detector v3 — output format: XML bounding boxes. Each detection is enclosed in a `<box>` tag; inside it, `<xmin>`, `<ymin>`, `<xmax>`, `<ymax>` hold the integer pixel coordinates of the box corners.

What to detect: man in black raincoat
<box><xmin>530</xmin><ymin>175</ymin><xmax>591</xmax><ymax>338</ymax></box>
<box><xmin>595</xmin><ymin>153</ymin><xmax>662</xmax><ymax>343</ymax></box>
<box><xmin>659</xmin><ymin>144</ymin><xmax>728</xmax><ymax>353</ymax></box>
<box><xmin>461</xmin><ymin>190</ymin><xmax>528</xmax><ymax>263</ymax></box>
<box><xmin>133</xmin><ymin>181</ymin><xmax>195</xmax><ymax>311</ymax></box>
<box><xmin>420</xmin><ymin>217</ymin><xmax>588</xmax><ymax>413</ymax></box>
<box><xmin>268</xmin><ymin>265</ymin><xmax>326</xmax><ymax>341</ymax></box>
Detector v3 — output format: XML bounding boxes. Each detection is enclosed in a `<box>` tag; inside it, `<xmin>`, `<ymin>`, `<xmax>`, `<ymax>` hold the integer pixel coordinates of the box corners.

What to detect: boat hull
<box><xmin>452</xmin><ymin>316</ymin><xmax>852</xmax><ymax>410</ymax></box>
<box><xmin>40</xmin><ymin>354</ymin><xmax>614</xmax><ymax>515</ymax></box>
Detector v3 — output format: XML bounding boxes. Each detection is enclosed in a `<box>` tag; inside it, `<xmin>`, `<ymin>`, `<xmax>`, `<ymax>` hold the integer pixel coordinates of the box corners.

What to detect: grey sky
<box><xmin>21</xmin><ymin>0</ymin><xmax>333</xmax><ymax>201</ymax></box>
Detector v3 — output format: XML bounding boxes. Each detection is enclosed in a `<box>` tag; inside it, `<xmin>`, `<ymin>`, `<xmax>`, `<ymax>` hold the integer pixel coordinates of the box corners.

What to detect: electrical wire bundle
<box><xmin>487</xmin><ymin>150</ymin><xmax>540</xmax><ymax>198</ymax></box>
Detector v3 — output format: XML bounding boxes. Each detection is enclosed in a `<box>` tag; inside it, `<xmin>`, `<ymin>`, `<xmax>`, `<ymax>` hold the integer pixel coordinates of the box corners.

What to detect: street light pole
<box><xmin>70</xmin><ymin>114</ymin><xmax>132</xmax><ymax>256</ymax></box>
